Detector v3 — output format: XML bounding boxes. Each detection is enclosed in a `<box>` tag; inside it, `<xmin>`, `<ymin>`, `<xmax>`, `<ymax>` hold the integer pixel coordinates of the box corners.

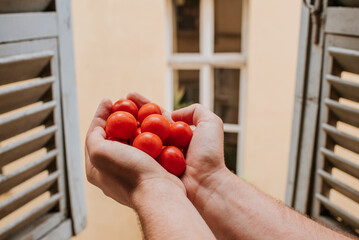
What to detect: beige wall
<box><xmin>71</xmin><ymin>0</ymin><xmax>301</xmax><ymax>239</ymax></box>
<box><xmin>71</xmin><ymin>0</ymin><xmax>167</xmax><ymax>238</ymax></box>
<box><xmin>244</xmin><ymin>0</ymin><xmax>301</xmax><ymax>199</ymax></box>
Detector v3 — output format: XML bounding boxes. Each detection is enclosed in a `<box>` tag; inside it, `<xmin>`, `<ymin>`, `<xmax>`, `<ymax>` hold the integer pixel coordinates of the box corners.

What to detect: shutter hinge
<box><xmin>303</xmin><ymin>0</ymin><xmax>323</xmax><ymax>44</ymax></box>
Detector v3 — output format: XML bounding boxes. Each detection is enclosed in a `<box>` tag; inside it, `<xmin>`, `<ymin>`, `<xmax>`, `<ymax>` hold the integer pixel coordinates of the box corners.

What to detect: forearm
<box><xmin>193</xmin><ymin>168</ymin><xmax>351</xmax><ymax>240</ymax></box>
<box><xmin>132</xmin><ymin>180</ymin><xmax>215</xmax><ymax>240</ymax></box>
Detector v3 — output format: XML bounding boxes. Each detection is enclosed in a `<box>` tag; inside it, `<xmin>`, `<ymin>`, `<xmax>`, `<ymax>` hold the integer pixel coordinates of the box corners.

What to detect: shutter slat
<box><xmin>326</xmin><ymin>7</ymin><xmax>359</xmax><ymax>37</ymax></box>
<box><xmin>0</xmin><ymin>171</ymin><xmax>59</xmax><ymax>219</ymax></box>
<box><xmin>316</xmin><ymin>193</ymin><xmax>359</xmax><ymax>229</ymax></box>
<box><xmin>0</xmin><ymin>193</ymin><xmax>60</xmax><ymax>240</ymax></box>
<box><xmin>0</xmin><ymin>150</ymin><xmax>58</xmax><ymax>194</ymax></box>
<box><xmin>326</xmin><ymin>74</ymin><xmax>359</xmax><ymax>103</ymax></box>
<box><xmin>328</xmin><ymin>47</ymin><xmax>359</xmax><ymax>75</ymax></box>
<box><xmin>0</xmin><ymin>76</ymin><xmax>54</xmax><ymax>114</ymax></box>
<box><xmin>321</xmin><ymin>148</ymin><xmax>359</xmax><ymax>179</ymax></box>
<box><xmin>0</xmin><ymin>51</ymin><xmax>53</xmax><ymax>86</ymax></box>
<box><xmin>325</xmin><ymin>98</ymin><xmax>359</xmax><ymax>129</ymax></box>
<box><xmin>318</xmin><ymin>169</ymin><xmax>359</xmax><ymax>204</ymax></box>
<box><xmin>0</xmin><ymin>126</ymin><xmax>57</xmax><ymax>168</ymax></box>
<box><xmin>0</xmin><ymin>101</ymin><xmax>56</xmax><ymax>141</ymax></box>
<box><xmin>323</xmin><ymin>123</ymin><xmax>359</xmax><ymax>154</ymax></box>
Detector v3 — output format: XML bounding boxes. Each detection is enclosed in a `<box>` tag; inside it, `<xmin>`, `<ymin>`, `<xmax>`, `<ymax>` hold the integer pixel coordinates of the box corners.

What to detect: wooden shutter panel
<box><xmin>0</xmin><ymin>39</ymin><xmax>67</xmax><ymax>239</ymax></box>
<box><xmin>312</xmin><ymin>34</ymin><xmax>359</xmax><ymax>234</ymax></box>
<box><xmin>0</xmin><ymin>1</ymin><xmax>86</xmax><ymax>239</ymax></box>
<box><xmin>287</xmin><ymin>1</ymin><xmax>359</xmax><ymax>237</ymax></box>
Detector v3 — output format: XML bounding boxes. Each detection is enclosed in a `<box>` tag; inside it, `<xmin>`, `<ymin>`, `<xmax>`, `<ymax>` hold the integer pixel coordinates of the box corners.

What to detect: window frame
<box><xmin>165</xmin><ymin>0</ymin><xmax>248</xmax><ymax>174</ymax></box>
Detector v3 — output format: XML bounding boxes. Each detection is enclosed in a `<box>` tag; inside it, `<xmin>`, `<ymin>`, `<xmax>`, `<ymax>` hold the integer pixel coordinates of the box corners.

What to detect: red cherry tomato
<box><xmin>156</xmin><ymin>146</ymin><xmax>186</xmax><ymax>177</ymax></box>
<box><xmin>106</xmin><ymin>111</ymin><xmax>137</xmax><ymax>140</ymax></box>
<box><xmin>130</xmin><ymin>127</ymin><xmax>142</xmax><ymax>145</ymax></box>
<box><xmin>105</xmin><ymin>126</ymin><xmax>111</xmax><ymax>138</ymax></box>
<box><xmin>112</xmin><ymin>99</ymin><xmax>138</xmax><ymax>119</ymax></box>
<box><xmin>141</xmin><ymin>114</ymin><xmax>170</xmax><ymax>142</ymax></box>
<box><xmin>138</xmin><ymin>103</ymin><xmax>161</xmax><ymax>123</ymax></box>
<box><xmin>133</xmin><ymin>132</ymin><xmax>163</xmax><ymax>159</ymax></box>
<box><xmin>168</xmin><ymin>121</ymin><xmax>193</xmax><ymax>149</ymax></box>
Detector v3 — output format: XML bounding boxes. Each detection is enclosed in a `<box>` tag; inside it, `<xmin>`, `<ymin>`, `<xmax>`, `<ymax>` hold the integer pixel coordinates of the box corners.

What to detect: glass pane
<box><xmin>224</xmin><ymin>132</ymin><xmax>238</xmax><ymax>173</ymax></box>
<box><xmin>173</xmin><ymin>70</ymin><xmax>200</xmax><ymax>110</ymax></box>
<box><xmin>173</xmin><ymin>0</ymin><xmax>200</xmax><ymax>53</ymax></box>
<box><xmin>214</xmin><ymin>0</ymin><xmax>242</xmax><ymax>52</ymax></box>
<box><xmin>214</xmin><ymin>68</ymin><xmax>240</xmax><ymax>124</ymax></box>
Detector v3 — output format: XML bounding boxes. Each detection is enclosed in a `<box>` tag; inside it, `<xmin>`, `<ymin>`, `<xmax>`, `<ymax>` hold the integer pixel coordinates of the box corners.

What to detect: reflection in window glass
<box><xmin>214</xmin><ymin>68</ymin><xmax>240</xmax><ymax>124</ymax></box>
<box><xmin>224</xmin><ymin>132</ymin><xmax>238</xmax><ymax>173</ymax></box>
<box><xmin>173</xmin><ymin>0</ymin><xmax>200</xmax><ymax>53</ymax></box>
<box><xmin>173</xmin><ymin>70</ymin><xmax>200</xmax><ymax>110</ymax></box>
<box><xmin>214</xmin><ymin>0</ymin><xmax>242</xmax><ymax>52</ymax></box>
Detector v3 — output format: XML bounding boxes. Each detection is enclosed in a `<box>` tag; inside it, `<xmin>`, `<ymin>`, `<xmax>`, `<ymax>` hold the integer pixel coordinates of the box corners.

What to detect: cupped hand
<box><xmin>171</xmin><ymin>104</ymin><xmax>230</xmax><ymax>205</ymax></box>
<box><xmin>127</xmin><ymin>93</ymin><xmax>230</xmax><ymax>207</ymax></box>
<box><xmin>85</xmin><ymin>98</ymin><xmax>185</xmax><ymax>208</ymax></box>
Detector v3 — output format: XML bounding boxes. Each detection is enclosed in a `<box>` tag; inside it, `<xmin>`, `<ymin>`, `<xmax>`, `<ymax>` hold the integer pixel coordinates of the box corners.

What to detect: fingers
<box><xmin>127</xmin><ymin>92</ymin><xmax>151</xmax><ymax>108</ymax></box>
<box><xmin>85</xmin><ymin>143</ymin><xmax>103</xmax><ymax>186</ymax></box>
<box><xmin>88</xmin><ymin>98</ymin><xmax>113</xmax><ymax>134</ymax></box>
<box><xmin>172</xmin><ymin>104</ymin><xmax>221</xmax><ymax>127</ymax></box>
<box><xmin>86</xmin><ymin>125</ymin><xmax>148</xmax><ymax>170</ymax></box>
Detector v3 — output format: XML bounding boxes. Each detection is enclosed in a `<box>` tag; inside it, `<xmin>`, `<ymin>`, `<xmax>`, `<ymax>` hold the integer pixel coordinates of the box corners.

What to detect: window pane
<box><xmin>224</xmin><ymin>132</ymin><xmax>238</xmax><ymax>173</ymax></box>
<box><xmin>214</xmin><ymin>68</ymin><xmax>240</xmax><ymax>124</ymax></box>
<box><xmin>214</xmin><ymin>0</ymin><xmax>242</xmax><ymax>52</ymax></box>
<box><xmin>173</xmin><ymin>0</ymin><xmax>200</xmax><ymax>53</ymax></box>
<box><xmin>174</xmin><ymin>70</ymin><xmax>200</xmax><ymax>110</ymax></box>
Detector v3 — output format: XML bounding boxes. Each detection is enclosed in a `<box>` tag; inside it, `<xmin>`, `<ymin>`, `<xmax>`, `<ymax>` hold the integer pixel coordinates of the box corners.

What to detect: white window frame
<box><xmin>165</xmin><ymin>0</ymin><xmax>248</xmax><ymax>174</ymax></box>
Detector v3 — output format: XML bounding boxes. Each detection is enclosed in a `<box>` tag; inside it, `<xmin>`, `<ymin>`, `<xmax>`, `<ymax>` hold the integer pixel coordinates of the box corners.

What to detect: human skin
<box><xmin>86</xmin><ymin>92</ymin><xmax>354</xmax><ymax>240</ymax></box>
<box><xmin>171</xmin><ymin>98</ymin><xmax>354</xmax><ymax>240</ymax></box>
<box><xmin>85</xmin><ymin>98</ymin><xmax>215</xmax><ymax>240</ymax></box>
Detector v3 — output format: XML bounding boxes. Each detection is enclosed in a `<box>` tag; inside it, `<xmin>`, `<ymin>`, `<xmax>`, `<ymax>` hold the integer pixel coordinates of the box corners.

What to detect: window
<box><xmin>0</xmin><ymin>1</ymin><xmax>86</xmax><ymax>239</ymax></box>
<box><xmin>166</xmin><ymin>0</ymin><xmax>248</xmax><ymax>174</ymax></box>
<box><xmin>286</xmin><ymin>2</ymin><xmax>359</xmax><ymax>237</ymax></box>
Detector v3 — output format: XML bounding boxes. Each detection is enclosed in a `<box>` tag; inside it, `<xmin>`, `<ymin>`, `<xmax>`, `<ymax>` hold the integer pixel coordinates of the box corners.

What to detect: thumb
<box><xmin>172</xmin><ymin>104</ymin><xmax>222</xmax><ymax>127</ymax></box>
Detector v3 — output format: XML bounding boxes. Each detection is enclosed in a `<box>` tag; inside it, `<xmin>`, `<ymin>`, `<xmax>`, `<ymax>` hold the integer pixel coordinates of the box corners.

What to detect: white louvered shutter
<box><xmin>0</xmin><ymin>1</ymin><xmax>85</xmax><ymax>239</ymax></box>
<box><xmin>312</xmin><ymin>34</ymin><xmax>359</xmax><ymax>234</ymax></box>
<box><xmin>287</xmin><ymin>0</ymin><xmax>359</xmax><ymax>236</ymax></box>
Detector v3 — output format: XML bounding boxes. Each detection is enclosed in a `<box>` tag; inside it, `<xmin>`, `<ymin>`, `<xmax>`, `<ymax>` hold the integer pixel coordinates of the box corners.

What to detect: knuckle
<box><xmin>215</xmin><ymin>115</ymin><xmax>224</xmax><ymax>126</ymax></box>
<box><xmin>193</xmin><ymin>103</ymin><xmax>203</xmax><ymax>110</ymax></box>
<box><xmin>85</xmin><ymin>167</ymin><xmax>96</xmax><ymax>184</ymax></box>
<box><xmin>89</xmin><ymin>144</ymin><xmax>106</xmax><ymax>166</ymax></box>
<box><xmin>86</xmin><ymin>172</ymin><xmax>94</xmax><ymax>184</ymax></box>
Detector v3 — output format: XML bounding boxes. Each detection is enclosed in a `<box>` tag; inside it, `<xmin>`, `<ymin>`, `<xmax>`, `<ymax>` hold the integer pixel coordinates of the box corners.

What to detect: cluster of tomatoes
<box><xmin>105</xmin><ymin>98</ymin><xmax>193</xmax><ymax>177</ymax></box>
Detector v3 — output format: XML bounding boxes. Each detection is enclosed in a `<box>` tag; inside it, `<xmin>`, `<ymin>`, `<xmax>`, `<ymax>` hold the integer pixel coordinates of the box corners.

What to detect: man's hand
<box><xmin>127</xmin><ymin>93</ymin><xmax>231</xmax><ymax>209</ymax></box>
<box><xmin>171</xmin><ymin>104</ymin><xmax>232</xmax><ymax>207</ymax></box>
<box><xmin>85</xmin><ymin>96</ymin><xmax>216</xmax><ymax>239</ymax></box>
<box><xmin>85</xmin><ymin>98</ymin><xmax>185</xmax><ymax>208</ymax></box>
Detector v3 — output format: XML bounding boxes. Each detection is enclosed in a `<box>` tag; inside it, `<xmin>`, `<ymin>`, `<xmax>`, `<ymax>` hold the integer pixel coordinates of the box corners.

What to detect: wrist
<box><xmin>131</xmin><ymin>177</ymin><xmax>186</xmax><ymax>210</ymax></box>
<box><xmin>185</xmin><ymin>166</ymin><xmax>235</xmax><ymax>212</ymax></box>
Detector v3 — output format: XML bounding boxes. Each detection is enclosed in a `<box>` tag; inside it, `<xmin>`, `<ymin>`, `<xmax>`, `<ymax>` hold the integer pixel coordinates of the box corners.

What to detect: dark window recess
<box><xmin>224</xmin><ymin>132</ymin><xmax>238</xmax><ymax>174</ymax></box>
<box><xmin>214</xmin><ymin>0</ymin><xmax>242</xmax><ymax>52</ymax></box>
<box><xmin>173</xmin><ymin>70</ymin><xmax>200</xmax><ymax>110</ymax></box>
<box><xmin>173</xmin><ymin>0</ymin><xmax>200</xmax><ymax>53</ymax></box>
<box><xmin>214</xmin><ymin>68</ymin><xmax>240</xmax><ymax>124</ymax></box>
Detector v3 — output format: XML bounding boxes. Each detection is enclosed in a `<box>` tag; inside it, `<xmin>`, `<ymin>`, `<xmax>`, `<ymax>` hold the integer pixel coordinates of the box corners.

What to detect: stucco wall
<box><xmin>71</xmin><ymin>0</ymin><xmax>301</xmax><ymax>239</ymax></box>
<box><xmin>244</xmin><ymin>0</ymin><xmax>301</xmax><ymax>199</ymax></box>
<box><xmin>71</xmin><ymin>0</ymin><xmax>167</xmax><ymax>239</ymax></box>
